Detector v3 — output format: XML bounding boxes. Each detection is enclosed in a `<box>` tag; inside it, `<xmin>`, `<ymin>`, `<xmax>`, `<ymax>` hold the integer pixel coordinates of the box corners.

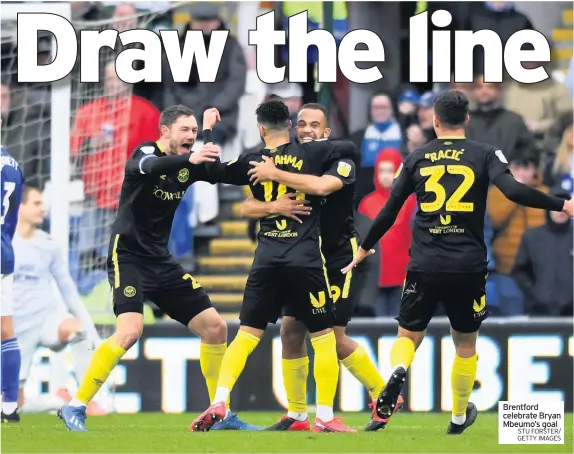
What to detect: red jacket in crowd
<box><xmin>70</xmin><ymin>95</ymin><xmax>160</xmax><ymax>210</ymax></box>
<box><xmin>358</xmin><ymin>148</ymin><xmax>417</xmax><ymax>288</ymax></box>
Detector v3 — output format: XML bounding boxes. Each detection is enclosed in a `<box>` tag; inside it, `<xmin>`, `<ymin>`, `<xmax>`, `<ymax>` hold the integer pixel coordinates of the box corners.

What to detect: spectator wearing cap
<box><xmin>467</xmin><ymin>75</ymin><xmax>535</xmax><ymax>163</ymax></box>
<box><xmin>505</xmin><ymin>43</ymin><xmax>572</xmax><ymax>139</ymax></box>
<box><xmin>396</xmin><ymin>89</ymin><xmax>420</xmax><ymax>131</ymax></box>
<box><xmin>350</xmin><ymin>92</ymin><xmax>402</xmax><ymax>205</ymax></box>
<box><xmin>160</xmin><ymin>2</ymin><xmax>246</xmax><ymax>146</ymax></box>
<box><xmin>487</xmin><ymin>153</ymin><xmax>549</xmax><ymax>315</ymax></box>
<box><xmin>513</xmin><ymin>187</ymin><xmax>573</xmax><ymax>316</ymax></box>
<box><xmin>402</xmin><ymin>91</ymin><xmax>437</xmax><ymax>156</ymax></box>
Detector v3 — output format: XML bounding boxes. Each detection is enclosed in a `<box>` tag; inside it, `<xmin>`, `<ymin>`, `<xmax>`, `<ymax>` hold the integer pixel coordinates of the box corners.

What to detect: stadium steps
<box><xmin>198</xmin><ymin>256</ymin><xmax>253</xmax><ymax>272</ymax></box>
<box><xmin>552</xmin><ymin>9</ymin><xmax>573</xmax><ymax>72</ymax></box>
<box><xmin>195</xmin><ymin>275</ymin><xmax>248</xmax><ymax>291</ymax></box>
<box><xmin>221</xmin><ymin>220</ymin><xmax>248</xmax><ymax>237</ymax></box>
<box><xmin>195</xmin><ymin>185</ymin><xmax>253</xmax><ymax>314</ymax></box>
<box><xmin>210</xmin><ymin>238</ymin><xmax>256</xmax><ymax>255</ymax></box>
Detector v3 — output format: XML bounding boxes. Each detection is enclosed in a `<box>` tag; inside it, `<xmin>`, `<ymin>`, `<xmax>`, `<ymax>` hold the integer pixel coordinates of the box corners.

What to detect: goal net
<box><xmin>0</xmin><ymin>2</ymin><xmax>179</xmax><ymax>414</ymax></box>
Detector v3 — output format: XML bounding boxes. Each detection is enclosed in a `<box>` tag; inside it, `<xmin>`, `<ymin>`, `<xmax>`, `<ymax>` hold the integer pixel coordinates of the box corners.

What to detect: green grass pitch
<box><xmin>2</xmin><ymin>412</ymin><xmax>572</xmax><ymax>453</ymax></box>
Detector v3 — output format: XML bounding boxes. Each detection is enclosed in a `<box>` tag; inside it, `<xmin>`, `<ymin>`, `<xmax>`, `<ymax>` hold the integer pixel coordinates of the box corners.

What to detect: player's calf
<box><xmin>1</xmin><ymin>314</ymin><xmax>21</xmax><ymax>420</ymax></box>
<box><xmin>60</xmin><ymin>313</ymin><xmax>138</xmax><ymax>431</ymax></box>
<box><xmin>334</xmin><ymin>327</ymin><xmax>358</xmax><ymax>360</ymax></box>
<box><xmin>450</xmin><ymin>329</ymin><xmax>478</xmax><ymax>430</ymax></box>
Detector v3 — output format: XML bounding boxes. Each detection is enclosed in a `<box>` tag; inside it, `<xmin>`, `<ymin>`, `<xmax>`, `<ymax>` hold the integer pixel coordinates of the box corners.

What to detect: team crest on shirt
<box><xmin>394</xmin><ymin>163</ymin><xmax>403</xmax><ymax>179</ymax></box>
<box><xmin>178</xmin><ymin>168</ymin><xmax>189</xmax><ymax>183</ymax></box>
<box><xmin>337</xmin><ymin>161</ymin><xmax>352</xmax><ymax>178</ymax></box>
<box><xmin>124</xmin><ymin>286</ymin><xmax>136</xmax><ymax>298</ymax></box>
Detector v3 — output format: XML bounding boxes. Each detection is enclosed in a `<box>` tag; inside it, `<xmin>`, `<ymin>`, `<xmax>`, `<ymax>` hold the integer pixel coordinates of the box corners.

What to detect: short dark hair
<box><xmin>299</xmin><ymin>103</ymin><xmax>328</xmax><ymax>124</ymax></box>
<box><xmin>510</xmin><ymin>152</ymin><xmax>539</xmax><ymax>168</ymax></box>
<box><xmin>160</xmin><ymin>105</ymin><xmax>195</xmax><ymax>128</ymax></box>
<box><xmin>434</xmin><ymin>91</ymin><xmax>469</xmax><ymax>128</ymax></box>
<box><xmin>22</xmin><ymin>185</ymin><xmax>40</xmax><ymax>204</ymax></box>
<box><xmin>256</xmin><ymin>100</ymin><xmax>290</xmax><ymax>130</ymax></box>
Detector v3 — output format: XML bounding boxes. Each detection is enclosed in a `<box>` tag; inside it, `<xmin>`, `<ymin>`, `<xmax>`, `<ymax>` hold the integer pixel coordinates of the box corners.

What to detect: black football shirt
<box><xmin>211</xmin><ymin>140</ymin><xmax>356</xmax><ymax>269</ymax></box>
<box><xmin>319</xmin><ymin>145</ymin><xmax>360</xmax><ymax>270</ymax></box>
<box><xmin>389</xmin><ymin>137</ymin><xmax>509</xmax><ymax>273</ymax></box>
<box><xmin>110</xmin><ymin>141</ymin><xmax>214</xmax><ymax>259</ymax></box>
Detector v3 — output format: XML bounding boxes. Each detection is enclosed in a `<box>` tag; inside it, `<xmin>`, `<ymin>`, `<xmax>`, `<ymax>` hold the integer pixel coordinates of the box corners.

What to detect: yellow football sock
<box><xmin>282</xmin><ymin>357</ymin><xmax>309</xmax><ymax>413</ymax></box>
<box><xmin>217</xmin><ymin>330</ymin><xmax>260</xmax><ymax>392</ymax></box>
<box><xmin>451</xmin><ymin>354</ymin><xmax>478</xmax><ymax>417</ymax></box>
<box><xmin>341</xmin><ymin>345</ymin><xmax>385</xmax><ymax>400</ymax></box>
<box><xmin>390</xmin><ymin>337</ymin><xmax>416</xmax><ymax>370</ymax></box>
<box><xmin>310</xmin><ymin>332</ymin><xmax>339</xmax><ymax>407</ymax></box>
<box><xmin>200</xmin><ymin>342</ymin><xmax>227</xmax><ymax>404</ymax></box>
<box><xmin>76</xmin><ymin>337</ymin><xmax>126</xmax><ymax>404</ymax></box>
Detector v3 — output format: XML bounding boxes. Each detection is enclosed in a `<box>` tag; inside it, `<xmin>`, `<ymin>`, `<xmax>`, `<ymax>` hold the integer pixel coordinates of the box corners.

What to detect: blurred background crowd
<box><xmin>1</xmin><ymin>1</ymin><xmax>572</xmax><ymax>324</ymax></box>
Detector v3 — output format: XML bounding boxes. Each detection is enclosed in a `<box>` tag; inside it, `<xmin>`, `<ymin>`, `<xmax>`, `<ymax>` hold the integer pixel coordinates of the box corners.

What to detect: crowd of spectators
<box><xmin>1</xmin><ymin>1</ymin><xmax>572</xmax><ymax>318</ymax></box>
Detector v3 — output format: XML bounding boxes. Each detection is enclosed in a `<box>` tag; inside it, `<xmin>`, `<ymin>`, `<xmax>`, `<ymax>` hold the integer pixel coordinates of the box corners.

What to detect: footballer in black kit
<box><xmin>343</xmin><ymin>91</ymin><xmax>573</xmax><ymax>435</ymax></box>
<box><xmin>108</xmin><ymin>114</ymin><xmax>221</xmax><ymax>323</ymax></box>
<box><xmin>243</xmin><ymin>103</ymin><xmax>391</xmax><ymax>432</ymax></box>
<box><xmin>59</xmin><ymin>106</ymin><xmax>269</xmax><ymax>434</ymax></box>
<box><xmin>243</xmin><ymin>104</ymin><xmax>363</xmax><ymax>327</ymax></box>
<box><xmin>210</xmin><ymin>137</ymin><xmax>356</xmax><ymax>333</ymax></box>
<box><xmin>314</xmin><ymin>154</ymin><xmax>362</xmax><ymax>326</ymax></box>
<box><xmin>192</xmin><ymin>100</ymin><xmax>358</xmax><ymax>433</ymax></box>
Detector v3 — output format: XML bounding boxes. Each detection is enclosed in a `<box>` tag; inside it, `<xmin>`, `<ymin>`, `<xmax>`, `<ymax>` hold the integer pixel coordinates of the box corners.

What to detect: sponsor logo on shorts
<box><xmin>310</xmin><ymin>291</ymin><xmax>328</xmax><ymax>314</ymax></box>
<box><xmin>124</xmin><ymin>286</ymin><xmax>137</xmax><ymax>298</ymax></box>
<box><xmin>178</xmin><ymin>168</ymin><xmax>190</xmax><ymax>183</ymax></box>
<box><xmin>473</xmin><ymin>295</ymin><xmax>487</xmax><ymax>318</ymax></box>
<box><xmin>404</xmin><ymin>283</ymin><xmax>417</xmax><ymax>296</ymax></box>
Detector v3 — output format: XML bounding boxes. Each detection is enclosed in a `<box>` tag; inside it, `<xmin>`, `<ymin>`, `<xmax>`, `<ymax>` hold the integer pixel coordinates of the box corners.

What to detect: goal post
<box><xmin>2</xmin><ymin>2</ymin><xmax>72</xmax><ymax>262</ymax></box>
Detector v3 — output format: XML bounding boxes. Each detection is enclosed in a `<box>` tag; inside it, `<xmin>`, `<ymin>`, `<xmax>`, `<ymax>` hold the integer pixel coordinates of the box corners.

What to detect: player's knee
<box><xmin>58</xmin><ymin>317</ymin><xmax>81</xmax><ymax>343</ymax></box>
<box><xmin>0</xmin><ymin>316</ymin><xmax>15</xmax><ymax>340</ymax></box>
<box><xmin>115</xmin><ymin>313</ymin><xmax>144</xmax><ymax>349</ymax></box>
<box><xmin>198</xmin><ymin>316</ymin><xmax>227</xmax><ymax>344</ymax></box>
<box><xmin>397</xmin><ymin>326</ymin><xmax>425</xmax><ymax>349</ymax></box>
<box><xmin>451</xmin><ymin>328</ymin><xmax>478</xmax><ymax>357</ymax></box>
<box><xmin>280</xmin><ymin>323</ymin><xmax>307</xmax><ymax>358</ymax></box>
